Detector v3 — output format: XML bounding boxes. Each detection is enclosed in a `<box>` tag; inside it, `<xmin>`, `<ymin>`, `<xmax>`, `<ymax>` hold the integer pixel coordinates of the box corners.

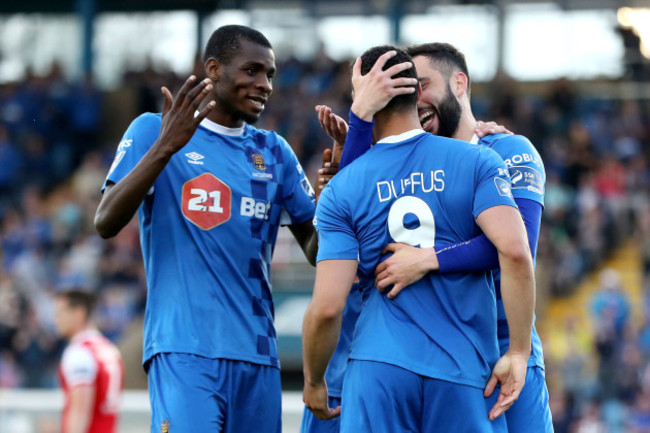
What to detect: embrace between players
<box><xmin>95</xmin><ymin>25</ymin><xmax>552</xmax><ymax>433</ymax></box>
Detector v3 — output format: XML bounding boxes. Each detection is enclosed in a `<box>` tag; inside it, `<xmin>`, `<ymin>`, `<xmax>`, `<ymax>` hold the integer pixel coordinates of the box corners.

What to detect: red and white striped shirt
<box><xmin>58</xmin><ymin>329</ymin><xmax>124</xmax><ymax>433</ymax></box>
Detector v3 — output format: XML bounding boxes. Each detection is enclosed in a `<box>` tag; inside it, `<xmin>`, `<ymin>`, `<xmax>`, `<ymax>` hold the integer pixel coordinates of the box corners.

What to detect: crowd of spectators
<box><xmin>0</xmin><ymin>50</ymin><xmax>649</xmax><ymax>431</ymax></box>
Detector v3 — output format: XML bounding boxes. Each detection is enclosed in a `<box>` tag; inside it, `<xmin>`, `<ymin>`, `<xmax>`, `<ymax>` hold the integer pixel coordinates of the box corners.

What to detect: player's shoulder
<box><xmin>480</xmin><ymin>133</ymin><xmax>538</xmax><ymax>154</ymax></box>
<box><xmin>481</xmin><ymin>133</ymin><xmax>544</xmax><ymax>172</ymax></box>
<box><xmin>245</xmin><ymin>124</ymin><xmax>285</xmax><ymax>145</ymax></box>
<box><xmin>121</xmin><ymin>112</ymin><xmax>162</xmax><ymax>147</ymax></box>
<box><xmin>334</xmin><ymin>146</ymin><xmax>378</xmax><ymax>187</ymax></box>
<box><xmin>422</xmin><ymin>133</ymin><xmax>484</xmax><ymax>156</ymax></box>
<box><xmin>62</xmin><ymin>341</ymin><xmax>95</xmax><ymax>366</ymax></box>
<box><xmin>244</xmin><ymin>125</ymin><xmax>295</xmax><ymax>157</ymax></box>
<box><xmin>433</xmin><ymin>134</ymin><xmax>499</xmax><ymax>164</ymax></box>
<box><xmin>130</xmin><ymin>112</ymin><xmax>162</xmax><ymax>130</ymax></box>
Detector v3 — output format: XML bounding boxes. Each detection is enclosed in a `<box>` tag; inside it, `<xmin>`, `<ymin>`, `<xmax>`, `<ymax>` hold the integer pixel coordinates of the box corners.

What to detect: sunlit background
<box><xmin>0</xmin><ymin>1</ymin><xmax>649</xmax><ymax>432</ymax></box>
<box><xmin>1</xmin><ymin>3</ymin><xmax>642</xmax><ymax>85</ymax></box>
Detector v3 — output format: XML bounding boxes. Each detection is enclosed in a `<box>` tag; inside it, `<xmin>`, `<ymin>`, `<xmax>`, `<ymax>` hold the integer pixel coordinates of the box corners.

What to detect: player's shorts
<box><xmin>147</xmin><ymin>353</ymin><xmax>281</xmax><ymax>433</ymax></box>
<box><xmin>341</xmin><ymin>360</ymin><xmax>507</xmax><ymax>433</ymax></box>
<box><xmin>300</xmin><ymin>396</ymin><xmax>342</xmax><ymax>433</ymax></box>
<box><xmin>505</xmin><ymin>366</ymin><xmax>553</xmax><ymax>433</ymax></box>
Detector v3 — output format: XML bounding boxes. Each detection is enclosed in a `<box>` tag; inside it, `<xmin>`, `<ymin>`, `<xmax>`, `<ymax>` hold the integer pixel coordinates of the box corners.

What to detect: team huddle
<box><xmin>66</xmin><ymin>23</ymin><xmax>553</xmax><ymax>433</ymax></box>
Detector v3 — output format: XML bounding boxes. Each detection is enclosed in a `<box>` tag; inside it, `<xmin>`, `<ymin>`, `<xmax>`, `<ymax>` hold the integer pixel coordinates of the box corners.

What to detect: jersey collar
<box><xmin>376</xmin><ymin>129</ymin><xmax>425</xmax><ymax>144</ymax></box>
<box><xmin>196</xmin><ymin>112</ymin><xmax>245</xmax><ymax>136</ymax></box>
<box><xmin>469</xmin><ymin>133</ymin><xmax>479</xmax><ymax>144</ymax></box>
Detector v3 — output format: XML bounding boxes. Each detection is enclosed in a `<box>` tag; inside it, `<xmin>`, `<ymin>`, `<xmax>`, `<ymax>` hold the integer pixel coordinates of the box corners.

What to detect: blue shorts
<box><xmin>300</xmin><ymin>396</ymin><xmax>342</xmax><ymax>433</ymax></box>
<box><xmin>506</xmin><ymin>366</ymin><xmax>553</xmax><ymax>433</ymax></box>
<box><xmin>147</xmin><ymin>353</ymin><xmax>281</xmax><ymax>433</ymax></box>
<box><xmin>341</xmin><ymin>360</ymin><xmax>507</xmax><ymax>433</ymax></box>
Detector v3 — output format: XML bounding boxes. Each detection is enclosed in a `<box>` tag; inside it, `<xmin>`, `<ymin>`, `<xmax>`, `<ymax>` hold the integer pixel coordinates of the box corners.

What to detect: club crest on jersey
<box><xmin>251</xmin><ymin>153</ymin><xmax>273</xmax><ymax>180</ymax></box>
<box><xmin>252</xmin><ymin>153</ymin><xmax>266</xmax><ymax>171</ymax></box>
<box><xmin>161</xmin><ymin>420</ymin><xmax>169</xmax><ymax>433</ymax></box>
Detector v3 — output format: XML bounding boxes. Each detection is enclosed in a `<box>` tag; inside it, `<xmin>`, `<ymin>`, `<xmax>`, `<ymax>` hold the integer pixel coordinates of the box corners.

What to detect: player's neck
<box><xmin>205</xmin><ymin>112</ymin><xmax>245</xmax><ymax>129</ymax></box>
<box><xmin>203</xmin><ymin>102</ymin><xmax>246</xmax><ymax>129</ymax></box>
<box><xmin>452</xmin><ymin>106</ymin><xmax>477</xmax><ymax>142</ymax></box>
<box><xmin>70</xmin><ymin>324</ymin><xmax>96</xmax><ymax>341</ymax></box>
<box><xmin>373</xmin><ymin>110</ymin><xmax>422</xmax><ymax>142</ymax></box>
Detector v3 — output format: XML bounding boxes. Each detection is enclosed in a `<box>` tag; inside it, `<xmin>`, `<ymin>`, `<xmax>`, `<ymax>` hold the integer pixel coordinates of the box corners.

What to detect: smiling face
<box><xmin>212</xmin><ymin>38</ymin><xmax>276</xmax><ymax>126</ymax></box>
<box><xmin>413</xmin><ymin>55</ymin><xmax>462</xmax><ymax>138</ymax></box>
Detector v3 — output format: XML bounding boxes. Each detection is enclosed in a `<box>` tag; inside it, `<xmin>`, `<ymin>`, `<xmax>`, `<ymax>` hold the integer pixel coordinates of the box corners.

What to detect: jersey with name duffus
<box><xmin>479</xmin><ymin>133</ymin><xmax>546</xmax><ymax>369</ymax></box>
<box><xmin>315</xmin><ymin>130</ymin><xmax>517</xmax><ymax>389</ymax></box>
<box><xmin>103</xmin><ymin>113</ymin><xmax>315</xmax><ymax>368</ymax></box>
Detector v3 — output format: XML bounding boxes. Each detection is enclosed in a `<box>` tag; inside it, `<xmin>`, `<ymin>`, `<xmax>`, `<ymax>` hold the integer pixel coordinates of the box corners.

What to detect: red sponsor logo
<box><xmin>181</xmin><ymin>173</ymin><xmax>231</xmax><ymax>230</ymax></box>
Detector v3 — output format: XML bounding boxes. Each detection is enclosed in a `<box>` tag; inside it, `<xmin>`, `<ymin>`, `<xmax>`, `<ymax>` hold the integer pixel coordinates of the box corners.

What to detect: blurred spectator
<box><xmin>629</xmin><ymin>391</ymin><xmax>650</xmax><ymax>433</ymax></box>
<box><xmin>12</xmin><ymin>307</ymin><xmax>58</xmax><ymax>388</ymax></box>
<box><xmin>0</xmin><ymin>124</ymin><xmax>22</xmax><ymax>206</ymax></box>
<box><xmin>549</xmin><ymin>391</ymin><xmax>573</xmax><ymax>433</ymax></box>
<box><xmin>70</xmin><ymin>75</ymin><xmax>102</xmax><ymax>169</ymax></box>
<box><xmin>591</xmin><ymin>269</ymin><xmax>630</xmax><ymax>337</ymax></box>
<box><xmin>573</xmin><ymin>401</ymin><xmax>607</xmax><ymax>433</ymax></box>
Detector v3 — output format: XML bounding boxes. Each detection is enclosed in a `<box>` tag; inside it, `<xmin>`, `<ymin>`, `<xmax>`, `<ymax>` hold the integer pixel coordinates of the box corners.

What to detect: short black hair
<box><xmin>203</xmin><ymin>25</ymin><xmax>272</xmax><ymax>64</ymax></box>
<box><xmin>406</xmin><ymin>43</ymin><xmax>471</xmax><ymax>95</ymax></box>
<box><xmin>58</xmin><ymin>289</ymin><xmax>97</xmax><ymax>318</ymax></box>
<box><xmin>359</xmin><ymin>45</ymin><xmax>418</xmax><ymax>114</ymax></box>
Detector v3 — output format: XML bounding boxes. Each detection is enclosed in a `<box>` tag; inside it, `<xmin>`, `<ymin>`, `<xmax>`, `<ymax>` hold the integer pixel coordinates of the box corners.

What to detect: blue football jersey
<box><xmin>315</xmin><ymin>129</ymin><xmax>517</xmax><ymax>389</ymax></box>
<box><xmin>479</xmin><ymin>133</ymin><xmax>546</xmax><ymax>369</ymax></box>
<box><xmin>103</xmin><ymin>113</ymin><xmax>315</xmax><ymax>367</ymax></box>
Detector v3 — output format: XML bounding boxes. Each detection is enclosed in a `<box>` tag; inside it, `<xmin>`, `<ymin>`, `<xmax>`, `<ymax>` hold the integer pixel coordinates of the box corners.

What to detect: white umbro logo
<box><xmin>185</xmin><ymin>152</ymin><xmax>204</xmax><ymax>165</ymax></box>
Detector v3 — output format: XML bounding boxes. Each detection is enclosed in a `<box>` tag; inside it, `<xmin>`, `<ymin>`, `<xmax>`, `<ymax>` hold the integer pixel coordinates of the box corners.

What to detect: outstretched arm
<box><xmin>95</xmin><ymin>76</ymin><xmax>215</xmax><ymax>238</ymax></box>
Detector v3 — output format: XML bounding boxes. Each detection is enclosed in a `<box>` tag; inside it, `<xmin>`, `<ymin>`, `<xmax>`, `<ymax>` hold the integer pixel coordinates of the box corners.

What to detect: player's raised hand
<box><xmin>483</xmin><ymin>351</ymin><xmax>528</xmax><ymax>421</ymax></box>
<box><xmin>314</xmin><ymin>148</ymin><xmax>339</xmax><ymax>203</ymax></box>
<box><xmin>315</xmin><ymin>105</ymin><xmax>348</xmax><ymax>147</ymax></box>
<box><xmin>474</xmin><ymin>120</ymin><xmax>513</xmax><ymax>138</ymax></box>
<box><xmin>158</xmin><ymin>75</ymin><xmax>216</xmax><ymax>155</ymax></box>
<box><xmin>374</xmin><ymin>243</ymin><xmax>438</xmax><ymax>299</ymax></box>
<box><xmin>303</xmin><ymin>380</ymin><xmax>341</xmax><ymax>421</ymax></box>
<box><xmin>350</xmin><ymin>51</ymin><xmax>418</xmax><ymax>121</ymax></box>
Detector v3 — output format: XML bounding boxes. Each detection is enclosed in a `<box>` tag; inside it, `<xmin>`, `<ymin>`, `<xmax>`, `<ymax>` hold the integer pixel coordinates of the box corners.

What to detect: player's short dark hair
<box><xmin>359</xmin><ymin>45</ymin><xmax>418</xmax><ymax>114</ymax></box>
<box><xmin>406</xmin><ymin>43</ymin><xmax>471</xmax><ymax>95</ymax></box>
<box><xmin>203</xmin><ymin>25</ymin><xmax>272</xmax><ymax>64</ymax></box>
<box><xmin>58</xmin><ymin>289</ymin><xmax>97</xmax><ymax>318</ymax></box>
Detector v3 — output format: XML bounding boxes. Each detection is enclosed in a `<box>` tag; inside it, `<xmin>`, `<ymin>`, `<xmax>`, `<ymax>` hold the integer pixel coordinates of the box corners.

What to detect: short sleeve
<box><xmin>61</xmin><ymin>345</ymin><xmax>98</xmax><ymax>387</ymax></box>
<box><xmin>277</xmin><ymin>136</ymin><xmax>316</xmax><ymax>226</ymax></box>
<box><xmin>102</xmin><ymin>113</ymin><xmax>162</xmax><ymax>192</ymax></box>
<box><xmin>473</xmin><ymin>146</ymin><xmax>518</xmax><ymax>219</ymax></box>
<box><xmin>313</xmin><ymin>184</ymin><xmax>359</xmax><ymax>262</ymax></box>
<box><xmin>490</xmin><ymin>135</ymin><xmax>545</xmax><ymax>206</ymax></box>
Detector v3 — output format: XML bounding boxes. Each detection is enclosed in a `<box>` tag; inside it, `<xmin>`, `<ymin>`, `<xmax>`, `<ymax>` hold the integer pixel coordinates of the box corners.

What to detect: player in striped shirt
<box><xmin>55</xmin><ymin>289</ymin><xmax>124</xmax><ymax>433</ymax></box>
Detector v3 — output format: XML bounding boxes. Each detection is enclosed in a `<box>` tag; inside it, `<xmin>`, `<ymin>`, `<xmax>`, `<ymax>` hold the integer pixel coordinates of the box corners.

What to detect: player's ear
<box><xmin>416</xmin><ymin>82</ymin><xmax>423</xmax><ymax>104</ymax></box>
<box><xmin>452</xmin><ymin>72</ymin><xmax>468</xmax><ymax>98</ymax></box>
<box><xmin>205</xmin><ymin>58</ymin><xmax>221</xmax><ymax>82</ymax></box>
